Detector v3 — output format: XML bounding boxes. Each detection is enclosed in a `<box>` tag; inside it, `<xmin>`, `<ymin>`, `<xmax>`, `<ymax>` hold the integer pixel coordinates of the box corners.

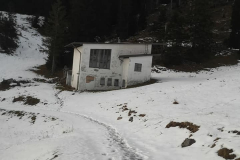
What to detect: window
<box><xmin>122</xmin><ymin>80</ymin><xmax>126</xmax><ymax>87</ymax></box>
<box><xmin>107</xmin><ymin>78</ymin><xmax>112</xmax><ymax>86</ymax></box>
<box><xmin>89</xmin><ymin>49</ymin><xmax>111</xmax><ymax>69</ymax></box>
<box><xmin>100</xmin><ymin>78</ymin><xmax>105</xmax><ymax>86</ymax></box>
<box><xmin>134</xmin><ymin>63</ymin><xmax>142</xmax><ymax>72</ymax></box>
<box><xmin>114</xmin><ymin>79</ymin><xmax>119</xmax><ymax>87</ymax></box>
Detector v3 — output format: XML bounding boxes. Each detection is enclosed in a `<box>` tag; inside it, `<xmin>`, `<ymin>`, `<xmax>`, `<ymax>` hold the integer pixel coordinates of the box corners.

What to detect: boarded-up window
<box><xmin>100</xmin><ymin>78</ymin><xmax>105</xmax><ymax>85</ymax></box>
<box><xmin>89</xmin><ymin>49</ymin><xmax>111</xmax><ymax>69</ymax></box>
<box><xmin>122</xmin><ymin>80</ymin><xmax>126</xmax><ymax>87</ymax></box>
<box><xmin>107</xmin><ymin>78</ymin><xmax>112</xmax><ymax>86</ymax></box>
<box><xmin>114</xmin><ymin>79</ymin><xmax>119</xmax><ymax>87</ymax></box>
<box><xmin>134</xmin><ymin>63</ymin><xmax>142</xmax><ymax>72</ymax></box>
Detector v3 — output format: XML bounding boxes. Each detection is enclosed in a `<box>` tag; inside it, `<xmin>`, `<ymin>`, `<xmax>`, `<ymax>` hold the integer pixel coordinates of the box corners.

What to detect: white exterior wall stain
<box><xmin>71</xmin><ymin>44</ymin><xmax>152</xmax><ymax>91</ymax></box>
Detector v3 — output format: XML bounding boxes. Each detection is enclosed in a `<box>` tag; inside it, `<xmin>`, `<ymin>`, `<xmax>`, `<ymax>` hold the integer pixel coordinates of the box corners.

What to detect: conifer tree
<box><xmin>43</xmin><ymin>0</ymin><xmax>67</xmax><ymax>74</ymax></box>
<box><xmin>229</xmin><ymin>0</ymin><xmax>240</xmax><ymax>51</ymax></box>
<box><xmin>189</xmin><ymin>0</ymin><xmax>213</xmax><ymax>61</ymax></box>
<box><xmin>0</xmin><ymin>12</ymin><xmax>19</xmax><ymax>54</ymax></box>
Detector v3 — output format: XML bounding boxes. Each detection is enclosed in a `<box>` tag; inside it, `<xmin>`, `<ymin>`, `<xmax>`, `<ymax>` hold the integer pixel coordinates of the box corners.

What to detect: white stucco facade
<box><xmin>70</xmin><ymin>43</ymin><xmax>153</xmax><ymax>91</ymax></box>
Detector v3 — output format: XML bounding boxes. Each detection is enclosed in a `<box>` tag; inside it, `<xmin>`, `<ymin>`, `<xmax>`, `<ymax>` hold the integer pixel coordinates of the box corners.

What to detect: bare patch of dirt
<box><xmin>117</xmin><ymin>117</ymin><xmax>122</xmax><ymax>120</ymax></box>
<box><xmin>166</xmin><ymin>121</ymin><xmax>200</xmax><ymax>133</ymax></box>
<box><xmin>116</xmin><ymin>104</ymin><xmax>147</xmax><ymax>122</ymax></box>
<box><xmin>217</xmin><ymin>148</ymin><xmax>236</xmax><ymax>159</ymax></box>
<box><xmin>128</xmin><ymin>110</ymin><xmax>137</xmax><ymax>116</ymax></box>
<box><xmin>211</xmin><ymin>143</ymin><xmax>216</xmax><ymax>148</ymax></box>
<box><xmin>13</xmin><ymin>95</ymin><xmax>40</xmax><ymax>106</ymax></box>
<box><xmin>139</xmin><ymin>114</ymin><xmax>146</xmax><ymax>117</ymax></box>
<box><xmin>228</xmin><ymin>130</ymin><xmax>240</xmax><ymax>135</ymax></box>
<box><xmin>30</xmin><ymin>65</ymin><xmax>63</xmax><ymax>79</ymax></box>
<box><xmin>214</xmin><ymin>138</ymin><xmax>221</xmax><ymax>142</ymax></box>
<box><xmin>0</xmin><ymin>79</ymin><xmax>31</xmax><ymax>91</ymax></box>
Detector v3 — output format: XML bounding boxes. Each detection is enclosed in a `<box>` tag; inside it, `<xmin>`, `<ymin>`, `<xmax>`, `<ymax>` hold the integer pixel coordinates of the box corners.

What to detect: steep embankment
<box><xmin>0</xmin><ymin>12</ymin><xmax>46</xmax><ymax>80</ymax></box>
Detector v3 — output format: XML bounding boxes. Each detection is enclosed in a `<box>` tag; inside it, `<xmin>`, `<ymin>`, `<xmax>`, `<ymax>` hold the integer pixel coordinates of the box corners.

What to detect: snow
<box><xmin>0</xmin><ymin>12</ymin><xmax>240</xmax><ymax>160</ymax></box>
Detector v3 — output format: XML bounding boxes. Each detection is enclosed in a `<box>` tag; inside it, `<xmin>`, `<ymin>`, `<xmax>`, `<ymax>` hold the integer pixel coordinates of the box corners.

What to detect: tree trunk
<box><xmin>51</xmin><ymin>55</ymin><xmax>55</xmax><ymax>75</ymax></box>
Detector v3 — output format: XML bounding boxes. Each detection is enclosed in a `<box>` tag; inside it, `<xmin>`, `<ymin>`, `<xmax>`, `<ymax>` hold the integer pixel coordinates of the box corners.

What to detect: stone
<box><xmin>181</xmin><ymin>138</ymin><xmax>196</xmax><ymax>148</ymax></box>
<box><xmin>129</xmin><ymin>117</ymin><xmax>133</xmax><ymax>122</ymax></box>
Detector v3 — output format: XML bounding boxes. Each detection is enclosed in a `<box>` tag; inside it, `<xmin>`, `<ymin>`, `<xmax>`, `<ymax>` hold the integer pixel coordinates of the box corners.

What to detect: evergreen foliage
<box><xmin>162</xmin><ymin>0</ymin><xmax>214</xmax><ymax>65</ymax></box>
<box><xmin>229</xmin><ymin>0</ymin><xmax>240</xmax><ymax>51</ymax></box>
<box><xmin>31</xmin><ymin>15</ymin><xmax>40</xmax><ymax>28</ymax></box>
<box><xmin>189</xmin><ymin>0</ymin><xmax>214</xmax><ymax>62</ymax></box>
<box><xmin>0</xmin><ymin>12</ymin><xmax>19</xmax><ymax>54</ymax></box>
<box><xmin>43</xmin><ymin>0</ymin><xmax>67</xmax><ymax>74</ymax></box>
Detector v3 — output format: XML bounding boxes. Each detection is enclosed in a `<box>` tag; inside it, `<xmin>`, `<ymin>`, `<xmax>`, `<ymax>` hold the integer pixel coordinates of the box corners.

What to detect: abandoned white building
<box><xmin>65</xmin><ymin>42</ymin><xmax>160</xmax><ymax>91</ymax></box>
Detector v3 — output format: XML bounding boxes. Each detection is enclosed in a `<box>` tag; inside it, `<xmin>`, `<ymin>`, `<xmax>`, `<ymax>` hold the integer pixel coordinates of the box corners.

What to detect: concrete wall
<box><xmin>122</xmin><ymin>58</ymin><xmax>130</xmax><ymax>88</ymax></box>
<box><xmin>71</xmin><ymin>47</ymin><xmax>83</xmax><ymax>89</ymax></box>
<box><xmin>127</xmin><ymin>56</ymin><xmax>153</xmax><ymax>86</ymax></box>
<box><xmin>71</xmin><ymin>44</ymin><xmax>152</xmax><ymax>91</ymax></box>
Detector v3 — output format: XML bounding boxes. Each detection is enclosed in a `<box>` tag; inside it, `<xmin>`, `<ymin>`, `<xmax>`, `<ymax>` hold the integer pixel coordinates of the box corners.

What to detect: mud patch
<box><xmin>217</xmin><ymin>148</ymin><xmax>236</xmax><ymax>159</ymax></box>
<box><xmin>166</xmin><ymin>121</ymin><xmax>200</xmax><ymax>133</ymax></box>
<box><xmin>13</xmin><ymin>95</ymin><xmax>40</xmax><ymax>106</ymax></box>
<box><xmin>0</xmin><ymin>79</ymin><xmax>31</xmax><ymax>91</ymax></box>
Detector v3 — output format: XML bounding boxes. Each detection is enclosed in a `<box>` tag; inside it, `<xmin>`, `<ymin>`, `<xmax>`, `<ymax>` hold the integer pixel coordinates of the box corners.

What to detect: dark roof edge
<box><xmin>65</xmin><ymin>42</ymin><xmax>165</xmax><ymax>48</ymax></box>
<box><xmin>119</xmin><ymin>54</ymin><xmax>161</xmax><ymax>58</ymax></box>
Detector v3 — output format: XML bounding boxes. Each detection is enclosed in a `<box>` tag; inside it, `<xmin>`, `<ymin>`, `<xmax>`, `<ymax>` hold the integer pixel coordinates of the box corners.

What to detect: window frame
<box><xmin>89</xmin><ymin>49</ymin><xmax>111</xmax><ymax>69</ymax></box>
<box><xmin>134</xmin><ymin>63</ymin><xmax>142</xmax><ymax>72</ymax></box>
<box><xmin>107</xmin><ymin>78</ymin><xmax>112</xmax><ymax>86</ymax></box>
<box><xmin>100</xmin><ymin>77</ymin><xmax>105</xmax><ymax>86</ymax></box>
<box><xmin>114</xmin><ymin>79</ymin><xmax>119</xmax><ymax>87</ymax></box>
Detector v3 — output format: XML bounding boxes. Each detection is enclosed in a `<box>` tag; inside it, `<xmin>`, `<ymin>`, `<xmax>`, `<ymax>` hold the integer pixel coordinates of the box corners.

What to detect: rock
<box><xmin>181</xmin><ymin>138</ymin><xmax>196</xmax><ymax>148</ymax></box>
<box><xmin>129</xmin><ymin>117</ymin><xmax>133</xmax><ymax>122</ymax></box>
<box><xmin>117</xmin><ymin>117</ymin><xmax>122</xmax><ymax>120</ymax></box>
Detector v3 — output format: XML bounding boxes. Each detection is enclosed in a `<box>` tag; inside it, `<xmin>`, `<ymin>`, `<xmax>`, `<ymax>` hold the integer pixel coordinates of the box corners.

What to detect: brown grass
<box><xmin>0</xmin><ymin>79</ymin><xmax>31</xmax><ymax>91</ymax></box>
<box><xmin>13</xmin><ymin>96</ymin><xmax>40</xmax><ymax>106</ymax></box>
<box><xmin>126</xmin><ymin>79</ymin><xmax>158</xmax><ymax>89</ymax></box>
<box><xmin>30</xmin><ymin>65</ymin><xmax>63</xmax><ymax>79</ymax></box>
<box><xmin>217</xmin><ymin>148</ymin><xmax>236</xmax><ymax>159</ymax></box>
<box><xmin>166</xmin><ymin>121</ymin><xmax>200</xmax><ymax>133</ymax></box>
<box><xmin>139</xmin><ymin>114</ymin><xmax>146</xmax><ymax>117</ymax></box>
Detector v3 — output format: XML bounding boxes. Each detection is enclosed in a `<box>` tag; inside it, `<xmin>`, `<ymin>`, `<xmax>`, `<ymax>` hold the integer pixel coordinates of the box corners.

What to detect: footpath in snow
<box><xmin>0</xmin><ymin>12</ymin><xmax>240</xmax><ymax>160</ymax></box>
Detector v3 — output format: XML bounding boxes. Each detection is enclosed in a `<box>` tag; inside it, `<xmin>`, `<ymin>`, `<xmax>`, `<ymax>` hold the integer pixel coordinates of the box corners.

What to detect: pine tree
<box><xmin>189</xmin><ymin>0</ymin><xmax>214</xmax><ymax>62</ymax></box>
<box><xmin>0</xmin><ymin>12</ymin><xmax>19</xmax><ymax>54</ymax></box>
<box><xmin>229</xmin><ymin>0</ymin><xmax>240</xmax><ymax>51</ymax></box>
<box><xmin>43</xmin><ymin>0</ymin><xmax>67</xmax><ymax>74</ymax></box>
<box><xmin>163</xmin><ymin>8</ymin><xmax>190</xmax><ymax>65</ymax></box>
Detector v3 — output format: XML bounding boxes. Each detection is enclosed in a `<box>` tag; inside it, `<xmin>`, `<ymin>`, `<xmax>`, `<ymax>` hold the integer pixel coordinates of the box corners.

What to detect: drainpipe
<box><xmin>72</xmin><ymin>44</ymin><xmax>82</xmax><ymax>90</ymax></box>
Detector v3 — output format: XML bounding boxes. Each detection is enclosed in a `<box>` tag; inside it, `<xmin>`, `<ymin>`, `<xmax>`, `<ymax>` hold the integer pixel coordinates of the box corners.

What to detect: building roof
<box><xmin>65</xmin><ymin>42</ymin><xmax>165</xmax><ymax>48</ymax></box>
<box><xmin>119</xmin><ymin>54</ymin><xmax>161</xmax><ymax>58</ymax></box>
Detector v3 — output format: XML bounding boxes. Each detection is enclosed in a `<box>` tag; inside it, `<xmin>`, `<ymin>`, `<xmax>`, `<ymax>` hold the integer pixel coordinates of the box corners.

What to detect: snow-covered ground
<box><xmin>0</xmin><ymin>13</ymin><xmax>240</xmax><ymax>160</ymax></box>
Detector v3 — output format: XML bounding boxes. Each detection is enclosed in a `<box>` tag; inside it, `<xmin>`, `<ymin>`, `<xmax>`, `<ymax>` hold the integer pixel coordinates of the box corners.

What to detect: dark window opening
<box><xmin>122</xmin><ymin>80</ymin><xmax>126</xmax><ymax>87</ymax></box>
<box><xmin>89</xmin><ymin>49</ymin><xmax>111</xmax><ymax>69</ymax></box>
<box><xmin>100</xmin><ymin>77</ymin><xmax>105</xmax><ymax>85</ymax></box>
<box><xmin>134</xmin><ymin>63</ymin><xmax>142</xmax><ymax>72</ymax></box>
<box><xmin>107</xmin><ymin>78</ymin><xmax>112</xmax><ymax>86</ymax></box>
<box><xmin>114</xmin><ymin>79</ymin><xmax>119</xmax><ymax>87</ymax></box>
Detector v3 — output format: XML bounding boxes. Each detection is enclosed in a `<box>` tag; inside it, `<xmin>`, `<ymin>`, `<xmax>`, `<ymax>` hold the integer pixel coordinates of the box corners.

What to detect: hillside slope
<box><xmin>0</xmin><ymin>12</ymin><xmax>240</xmax><ymax>160</ymax></box>
<box><xmin>0</xmin><ymin>12</ymin><xmax>46</xmax><ymax>81</ymax></box>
